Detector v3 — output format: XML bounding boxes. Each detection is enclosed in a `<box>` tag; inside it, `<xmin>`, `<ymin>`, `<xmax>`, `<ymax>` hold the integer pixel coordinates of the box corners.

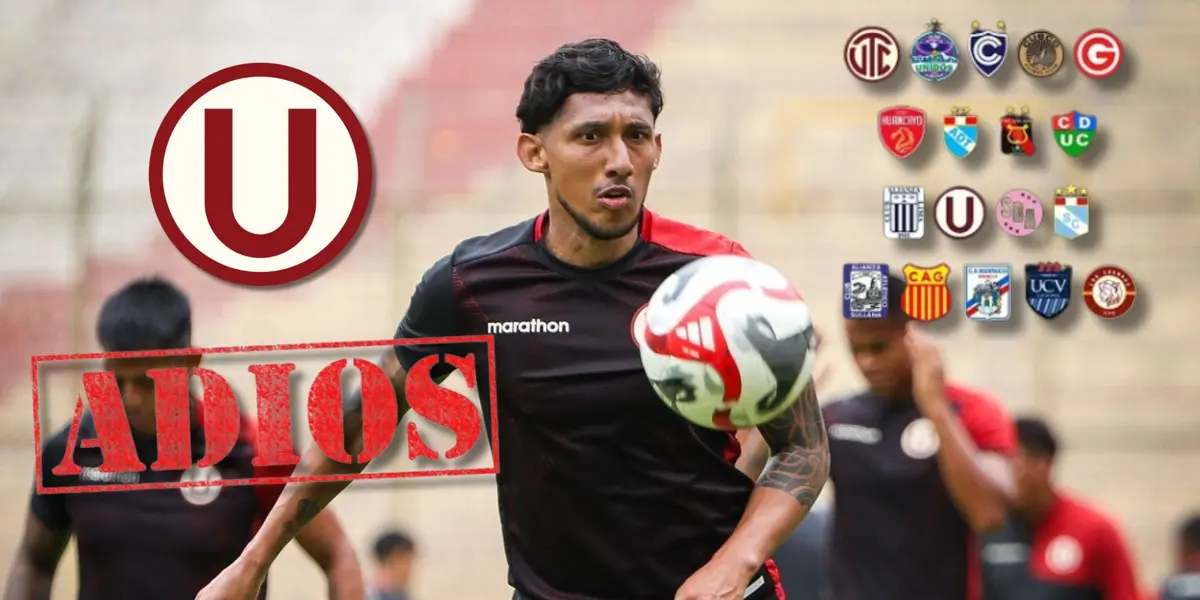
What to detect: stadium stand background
<box><xmin>0</xmin><ymin>1</ymin><xmax>1196</xmax><ymax>597</ymax></box>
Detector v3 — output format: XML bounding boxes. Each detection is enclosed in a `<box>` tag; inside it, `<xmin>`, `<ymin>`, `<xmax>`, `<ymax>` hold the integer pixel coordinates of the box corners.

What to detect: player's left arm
<box><xmin>716</xmin><ymin>383</ymin><xmax>829</xmax><ymax>571</ymax></box>
<box><xmin>1094</xmin><ymin>518</ymin><xmax>1142</xmax><ymax>600</ymax></box>
<box><xmin>294</xmin><ymin>511</ymin><xmax>365</xmax><ymax>600</ymax></box>
<box><xmin>923</xmin><ymin>393</ymin><xmax>1016</xmax><ymax>534</ymax></box>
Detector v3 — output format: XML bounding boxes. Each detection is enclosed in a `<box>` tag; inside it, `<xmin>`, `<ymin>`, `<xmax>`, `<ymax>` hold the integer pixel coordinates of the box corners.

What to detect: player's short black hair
<box><xmin>885</xmin><ymin>274</ymin><xmax>909</xmax><ymax>324</ymax></box>
<box><xmin>96</xmin><ymin>276</ymin><xmax>192</xmax><ymax>352</ymax></box>
<box><xmin>372</xmin><ymin>530</ymin><xmax>415</xmax><ymax>562</ymax></box>
<box><xmin>515</xmin><ymin>38</ymin><xmax>664</xmax><ymax>134</ymax></box>
<box><xmin>1180</xmin><ymin>513</ymin><xmax>1200</xmax><ymax>552</ymax></box>
<box><xmin>1015</xmin><ymin>416</ymin><xmax>1059</xmax><ymax>459</ymax></box>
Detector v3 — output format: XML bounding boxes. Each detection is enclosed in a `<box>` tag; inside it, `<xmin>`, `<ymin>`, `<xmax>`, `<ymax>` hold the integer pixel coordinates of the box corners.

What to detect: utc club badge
<box><xmin>1018</xmin><ymin>30</ymin><xmax>1065</xmax><ymax>77</ymax></box>
<box><xmin>1052</xmin><ymin>111</ymin><xmax>1097</xmax><ymax>157</ymax></box>
<box><xmin>1083</xmin><ymin>265</ymin><xmax>1137</xmax><ymax>319</ymax></box>
<box><xmin>1025</xmin><ymin>262</ymin><xmax>1072</xmax><ymax>319</ymax></box>
<box><xmin>180</xmin><ymin>465</ymin><xmax>223</xmax><ymax>506</ymax></box>
<box><xmin>1001</xmin><ymin>106</ymin><xmax>1035</xmax><ymax>155</ymax></box>
<box><xmin>968</xmin><ymin>20</ymin><xmax>1008</xmax><ymax>77</ymax></box>
<box><xmin>943</xmin><ymin>106</ymin><xmax>978</xmax><ymax>159</ymax></box>
<box><xmin>964</xmin><ymin>264</ymin><xmax>1011</xmax><ymax>321</ymax></box>
<box><xmin>1054</xmin><ymin>185</ymin><xmax>1090</xmax><ymax>240</ymax></box>
<box><xmin>910</xmin><ymin>19</ymin><xmax>960</xmax><ymax>82</ymax></box>
<box><xmin>843</xmin><ymin>263</ymin><xmax>889</xmax><ymax>319</ymax></box>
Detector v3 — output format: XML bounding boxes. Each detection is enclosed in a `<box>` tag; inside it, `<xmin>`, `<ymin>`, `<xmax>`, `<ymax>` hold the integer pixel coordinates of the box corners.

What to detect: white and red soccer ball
<box><xmin>634</xmin><ymin>255</ymin><xmax>817</xmax><ymax>430</ymax></box>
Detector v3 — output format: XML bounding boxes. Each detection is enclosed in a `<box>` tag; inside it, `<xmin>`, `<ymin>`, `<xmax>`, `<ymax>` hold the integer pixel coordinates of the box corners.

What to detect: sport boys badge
<box><xmin>843</xmin><ymin>263</ymin><xmax>889</xmax><ymax>319</ymax></box>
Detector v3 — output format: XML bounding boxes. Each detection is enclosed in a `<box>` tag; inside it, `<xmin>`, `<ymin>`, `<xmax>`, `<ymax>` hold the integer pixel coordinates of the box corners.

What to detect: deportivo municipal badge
<box><xmin>969</xmin><ymin>20</ymin><xmax>1008</xmax><ymax>77</ymax></box>
<box><xmin>1001</xmin><ymin>106</ymin><xmax>1035</xmax><ymax>155</ymax></box>
<box><xmin>901</xmin><ymin>263</ymin><xmax>951</xmax><ymax>321</ymax></box>
<box><xmin>879</xmin><ymin>106</ymin><xmax>927</xmax><ymax>159</ymax></box>
<box><xmin>943</xmin><ymin>106</ymin><xmax>978</xmax><ymax>159</ymax></box>
<box><xmin>1054</xmin><ymin>185</ymin><xmax>1090</xmax><ymax>240</ymax></box>
<box><xmin>964</xmin><ymin>264</ymin><xmax>1012</xmax><ymax>321</ymax></box>
<box><xmin>996</xmin><ymin>189</ymin><xmax>1044</xmax><ymax>237</ymax></box>
<box><xmin>934</xmin><ymin>186</ymin><xmax>985</xmax><ymax>239</ymax></box>
<box><xmin>843</xmin><ymin>263</ymin><xmax>889</xmax><ymax>319</ymax></box>
<box><xmin>1018</xmin><ymin>30</ymin><xmax>1065</xmax><ymax>77</ymax></box>
<box><xmin>1083</xmin><ymin>265</ymin><xmax>1136</xmax><ymax>319</ymax></box>
<box><xmin>884</xmin><ymin>186</ymin><xmax>925</xmax><ymax>239</ymax></box>
<box><xmin>1052</xmin><ymin>111</ymin><xmax>1097</xmax><ymax>157</ymax></box>
<box><xmin>1025</xmin><ymin>262</ymin><xmax>1072</xmax><ymax>319</ymax></box>
<box><xmin>911</xmin><ymin>19</ymin><xmax>959</xmax><ymax>82</ymax></box>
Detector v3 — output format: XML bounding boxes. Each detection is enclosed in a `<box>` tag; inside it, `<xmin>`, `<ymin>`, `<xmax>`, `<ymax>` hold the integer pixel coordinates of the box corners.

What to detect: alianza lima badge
<box><xmin>911</xmin><ymin>19</ymin><xmax>960</xmax><ymax>82</ymax></box>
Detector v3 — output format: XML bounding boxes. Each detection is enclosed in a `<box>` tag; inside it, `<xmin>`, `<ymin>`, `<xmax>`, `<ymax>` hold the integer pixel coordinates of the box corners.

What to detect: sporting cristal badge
<box><xmin>943</xmin><ymin>106</ymin><xmax>978</xmax><ymax>159</ymax></box>
<box><xmin>968</xmin><ymin>20</ymin><xmax>1008</xmax><ymax>77</ymax></box>
<box><xmin>1000</xmin><ymin>106</ymin><xmax>1035</xmax><ymax>155</ymax></box>
<box><xmin>911</xmin><ymin>19</ymin><xmax>959</xmax><ymax>82</ymax></box>
<box><xmin>1054</xmin><ymin>185</ymin><xmax>1090</xmax><ymax>240</ymax></box>
<box><xmin>1052</xmin><ymin>111</ymin><xmax>1097</xmax><ymax>157</ymax></box>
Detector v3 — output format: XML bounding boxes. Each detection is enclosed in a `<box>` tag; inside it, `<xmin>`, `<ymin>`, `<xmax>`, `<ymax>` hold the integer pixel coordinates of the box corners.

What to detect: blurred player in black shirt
<box><xmin>3</xmin><ymin>278</ymin><xmax>362</xmax><ymax>600</ymax></box>
<box><xmin>1159</xmin><ymin>515</ymin><xmax>1200</xmax><ymax>599</ymax></box>
<box><xmin>200</xmin><ymin>38</ymin><xmax>829</xmax><ymax>600</ymax></box>
<box><xmin>979</xmin><ymin>416</ymin><xmax>1140</xmax><ymax>600</ymax></box>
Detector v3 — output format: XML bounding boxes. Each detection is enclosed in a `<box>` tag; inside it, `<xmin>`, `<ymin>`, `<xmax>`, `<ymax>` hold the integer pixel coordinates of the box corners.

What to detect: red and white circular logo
<box><xmin>845</xmin><ymin>26</ymin><xmax>901</xmax><ymax>82</ymax></box>
<box><xmin>1083</xmin><ymin>265</ymin><xmax>1136</xmax><ymax>318</ymax></box>
<box><xmin>149</xmin><ymin>63</ymin><xmax>375</xmax><ymax>287</ymax></box>
<box><xmin>1074</xmin><ymin>29</ymin><xmax>1123</xmax><ymax>79</ymax></box>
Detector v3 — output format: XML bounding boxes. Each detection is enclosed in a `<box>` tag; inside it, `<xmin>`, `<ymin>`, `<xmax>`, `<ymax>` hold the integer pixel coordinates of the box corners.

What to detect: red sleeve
<box><xmin>1094</xmin><ymin>518</ymin><xmax>1141</xmax><ymax>600</ymax></box>
<box><xmin>730</xmin><ymin>241</ymin><xmax>753</xmax><ymax>257</ymax></box>
<box><xmin>951</xmin><ymin>386</ymin><xmax>1016</xmax><ymax>456</ymax></box>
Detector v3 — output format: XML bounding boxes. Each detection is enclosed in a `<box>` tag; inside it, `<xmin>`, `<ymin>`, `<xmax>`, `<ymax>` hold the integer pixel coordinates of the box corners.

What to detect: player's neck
<box><xmin>542</xmin><ymin>215</ymin><xmax>639</xmax><ymax>268</ymax></box>
<box><xmin>1019</xmin><ymin>487</ymin><xmax>1058</xmax><ymax>522</ymax></box>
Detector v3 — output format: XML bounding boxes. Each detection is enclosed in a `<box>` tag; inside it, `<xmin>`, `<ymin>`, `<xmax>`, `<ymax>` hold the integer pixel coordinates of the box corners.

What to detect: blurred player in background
<box><xmin>979</xmin><ymin>416</ymin><xmax>1140</xmax><ymax>600</ymax></box>
<box><xmin>1158</xmin><ymin>514</ymin><xmax>1200</xmax><ymax>599</ymax></box>
<box><xmin>367</xmin><ymin>530</ymin><xmax>416</xmax><ymax>600</ymax></box>
<box><xmin>3</xmin><ymin>277</ymin><xmax>363</xmax><ymax>600</ymax></box>
<box><xmin>199</xmin><ymin>38</ymin><xmax>829</xmax><ymax>600</ymax></box>
<box><xmin>746</xmin><ymin>273</ymin><xmax>1016</xmax><ymax>600</ymax></box>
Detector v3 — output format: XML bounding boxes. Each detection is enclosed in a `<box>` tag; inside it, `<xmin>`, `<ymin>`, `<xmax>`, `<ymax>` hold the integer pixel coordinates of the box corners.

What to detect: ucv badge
<box><xmin>943</xmin><ymin>106</ymin><xmax>978</xmax><ymax>159</ymax></box>
<box><xmin>1025</xmin><ymin>262</ymin><xmax>1072</xmax><ymax>319</ymax></box>
<box><xmin>965</xmin><ymin>264</ymin><xmax>1012</xmax><ymax>321</ymax></box>
<box><xmin>969</xmin><ymin>20</ymin><xmax>1008</xmax><ymax>77</ymax></box>
<box><xmin>1001</xmin><ymin>106</ymin><xmax>1035</xmax><ymax>155</ymax></box>
<box><xmin>1054</xmin><ymin>185</ymin><xmax>1090</xmax><ymax>240</ymax></box>
<box><xmin>1052</xmin><ymin>111</ymin><xmax>1097</xmax><ymax>157</ymax></box>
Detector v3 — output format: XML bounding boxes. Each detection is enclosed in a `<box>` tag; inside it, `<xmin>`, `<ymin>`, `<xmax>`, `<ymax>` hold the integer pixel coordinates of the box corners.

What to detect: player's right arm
<box><xmin>5</xmin><ymin>435</ymin><xmax>73</xmax><ymax>600</ymax></box>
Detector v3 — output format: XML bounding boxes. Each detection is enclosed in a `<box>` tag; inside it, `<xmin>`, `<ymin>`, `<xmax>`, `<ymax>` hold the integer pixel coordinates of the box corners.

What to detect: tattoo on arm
<box><xmin>756</xmin><ymin>384</ymin><xmax>830</xmax><ymax>509</ymax></box>
<box><xmin>4</xmin><ymin>515</ymin><xmax>70</xmax><ymax>600</ymax></box>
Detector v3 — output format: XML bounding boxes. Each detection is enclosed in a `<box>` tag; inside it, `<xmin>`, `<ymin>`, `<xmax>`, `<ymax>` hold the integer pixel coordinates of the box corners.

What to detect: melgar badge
<box><xmin>911</xmin><ymin>19</ymin><xmax>959</xmax><ymax>82</ymax></box>
<box><xmin>1001</xmin><ymin>106</ymin><xmax>1035</xmax><ymax>155</ymax></box>
<box><xmin>1052</xmin><ymin>111</ymin><xmax>1097</xmax><ymax>157</ymax></box>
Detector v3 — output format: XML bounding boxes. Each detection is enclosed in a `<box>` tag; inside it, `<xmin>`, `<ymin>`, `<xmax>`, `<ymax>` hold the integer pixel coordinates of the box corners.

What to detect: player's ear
<box><xmin>517</xmin><ymin>133</ymin><xmax>549</xmax><ymax>174</ymax></box>
<box><xmin>652</xmin><ymin>132</ymin><xmax>662</xmax><ymax>170</ymax></box>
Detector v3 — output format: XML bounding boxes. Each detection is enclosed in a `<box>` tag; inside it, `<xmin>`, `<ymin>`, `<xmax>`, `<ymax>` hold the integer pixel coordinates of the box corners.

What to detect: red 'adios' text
<box><xmin>32</xmin><ymin>337</ymin><xmax>497</xmax><ymax>494</ymax></box>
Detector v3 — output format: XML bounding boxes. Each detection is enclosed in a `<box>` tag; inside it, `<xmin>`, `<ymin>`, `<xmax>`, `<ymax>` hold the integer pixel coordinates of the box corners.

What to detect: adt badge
<box><xmin>911</xmin><ymin>19</ymin><xmax>959</xmax><ymax>82</ymax></box>
<box><xmin>1054</xmin><ymin>185</ymin><xmax>1090</xmax><ymax>240</ymax></box>
<box><xmin>1052</xmin><ymin>111</ymin><xmax>1097</xmax><ymax>157</ymax></box>
<box><xmin>843</xmin><ymin>263</ymin><xmax>889</xmax><ymax>319</ymax></box>
<box><xmin>964</xmin><ymin>264</ymin><xmax>1011</xmax><ymax>321</ymax></box>
<box><xmin>969</xmin><ymin>20</ymin><xmax>1008</xmax><ymax>77</ymax></box>
<box><xmin>943</xmin><ymin>106</ymin><xmax>978</xmax><ymax>159</ymax></box>
<box><xmin>1025</xmin><ymin>262</ymin><xmax>1072</xmax><ymax>319</ymax></box>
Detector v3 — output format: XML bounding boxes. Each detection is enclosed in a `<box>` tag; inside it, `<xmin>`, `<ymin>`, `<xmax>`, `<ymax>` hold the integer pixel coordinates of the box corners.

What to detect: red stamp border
<box><xmin>31</xmin><ymin>336</ymin><xmax>498</xmax><ymax>494</ymax></box>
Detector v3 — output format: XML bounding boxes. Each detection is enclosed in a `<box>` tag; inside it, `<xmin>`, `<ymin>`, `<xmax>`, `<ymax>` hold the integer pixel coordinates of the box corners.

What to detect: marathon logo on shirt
<box><xmin>828</xmin><ymin>423</ymin><xmax>883</xmax><ymax>445</ymax></box>
<box><xmin>487</xmin><ymin>318</ymin><xmax>571</xmax><ymax>334</ymax></box>
<box><xmin>79</xmin><ymin>466</ymin><xmax>139</xmax><ymax>485</ymax></box>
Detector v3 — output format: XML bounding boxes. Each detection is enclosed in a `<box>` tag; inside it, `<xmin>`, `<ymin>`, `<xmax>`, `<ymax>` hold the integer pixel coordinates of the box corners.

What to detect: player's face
<box><xmin>102</xmin><ymin>355</ymin><xmax>200</xmax><ymax>434</ymax></box>
<box><xmin>384</xmin><ymin>549</ymin><xmax>415</xmax><ymax>584</ymax></box>
<box><xmin>1012</xmin><ymin>447</ymin><xmax>1052</xmax><ymax>510</ymax></box>
<box><xmin>845</xmin><ymin>319</ymin><xmax>911</xmax><ymax>397</ymax></box>
<box><xmin>521</xmin><ymin>91</ymin><xmax>661</xmax><ymax>240</ymax></box>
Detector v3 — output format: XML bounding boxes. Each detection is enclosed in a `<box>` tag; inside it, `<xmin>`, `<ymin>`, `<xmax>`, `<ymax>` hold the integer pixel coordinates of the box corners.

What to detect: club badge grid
<box><xmin>842</xmin><ymin>264</ymin><xmax>1137</xmax><ymax>321</ymax></box>
<box><xmin>885</xmin><ymin>186</ymin><xmax>1092</xmax><ymax>240</ymax></box>
<box><xmin>876</xmin><ymin>106</ymin><xmax>1098</xmax><ymax>159</ymax></box>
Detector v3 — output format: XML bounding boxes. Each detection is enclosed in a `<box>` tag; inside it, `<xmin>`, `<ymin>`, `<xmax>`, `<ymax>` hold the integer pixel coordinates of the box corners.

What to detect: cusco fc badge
<box><xmin>911</xmin><ymin>19</ymin><xmax>959</xmax><ymax>82</ymax></box>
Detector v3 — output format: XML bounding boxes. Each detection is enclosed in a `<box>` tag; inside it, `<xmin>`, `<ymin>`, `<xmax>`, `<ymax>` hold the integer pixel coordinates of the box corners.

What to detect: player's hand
<box><xmin>904</xmin><ymin>324</ymin><xmax>946</xmax><ymax>410</ymax></box>
<box><xmin>195</xmin><ymin>557</ymin><xmax>266</xmax><ymax>600</ymax></box>
<box><xmin>674</xmin><ymin>557</ymin><xmax>755</xmax><ymax>600</ymax></box>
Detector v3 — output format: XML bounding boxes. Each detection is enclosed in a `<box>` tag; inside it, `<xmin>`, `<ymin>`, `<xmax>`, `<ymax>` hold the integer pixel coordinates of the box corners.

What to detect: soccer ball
<box><xmin>634</xmin><ymin>255</ymin><xmax>817</xmax><ymax>430</ymax></box>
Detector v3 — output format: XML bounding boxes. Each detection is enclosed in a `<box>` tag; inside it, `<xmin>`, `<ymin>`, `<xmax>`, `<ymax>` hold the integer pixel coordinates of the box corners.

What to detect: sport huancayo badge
<box><xmin>910</xmin><ymin>19</ymin><xmax>960</xmax><ymax>82</ymax></box>
<box><xmin>1083</xmin><ymin>266</ymin><xmax>1136</xmax><ymax>319</ymax></box>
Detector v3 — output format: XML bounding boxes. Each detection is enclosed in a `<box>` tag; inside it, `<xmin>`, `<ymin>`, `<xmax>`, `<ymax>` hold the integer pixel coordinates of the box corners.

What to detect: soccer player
<box><xmin>745</xmin><ymin>273</ymin><xmax>1016</xmax><ymax>600</ymax></box>
<box><xmin>198</xmin><ymin>38</ymin><xmax>829</xmax><ymax>600</ymax></box>
<box><xmin>979</xmin><ymin>416</ymin><xmax>1140</xmax><ymax>600</ymax></box>
<box><xmin>367</xmin><ymin>530</ymin><xmax>416</xmax><ymax>600</ymax></box>
<box><xmin>1156</xmin><ymin>514</ymin><xmax>1200</xmax><ymax>599</ymax></box>
<box><xmin>4</xmin><ymin>278</ymin><xmax>363</xmax><ymax>600</ymax></box>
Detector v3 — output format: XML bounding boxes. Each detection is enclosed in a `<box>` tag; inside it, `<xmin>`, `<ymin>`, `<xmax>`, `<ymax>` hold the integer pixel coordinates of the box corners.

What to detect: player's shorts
<box><xmin>511</xmin><ymin>562</ymin><xmax>786</xmax><ymax>599</ymax></box>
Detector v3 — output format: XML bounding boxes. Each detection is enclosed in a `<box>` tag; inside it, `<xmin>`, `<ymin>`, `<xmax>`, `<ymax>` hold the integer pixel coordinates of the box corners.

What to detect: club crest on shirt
<box><xmin>900</xmin><ymin>418</ymin><xmax>940</xmax><ymax>459</ymax></box>
<box><xmin>630</xmin><ymin>303</ymin><xmax>649</xmax><ymax>348</ymax></box>
<box><xmin>180</xmin><ymin>465</ymin><xmax>223</xmax><ymax>506</ymax></box>
<box><xmin>1045</xmin><ymin>535</ymin><xmax>1083</xmax><ymax>575</ymax></box>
